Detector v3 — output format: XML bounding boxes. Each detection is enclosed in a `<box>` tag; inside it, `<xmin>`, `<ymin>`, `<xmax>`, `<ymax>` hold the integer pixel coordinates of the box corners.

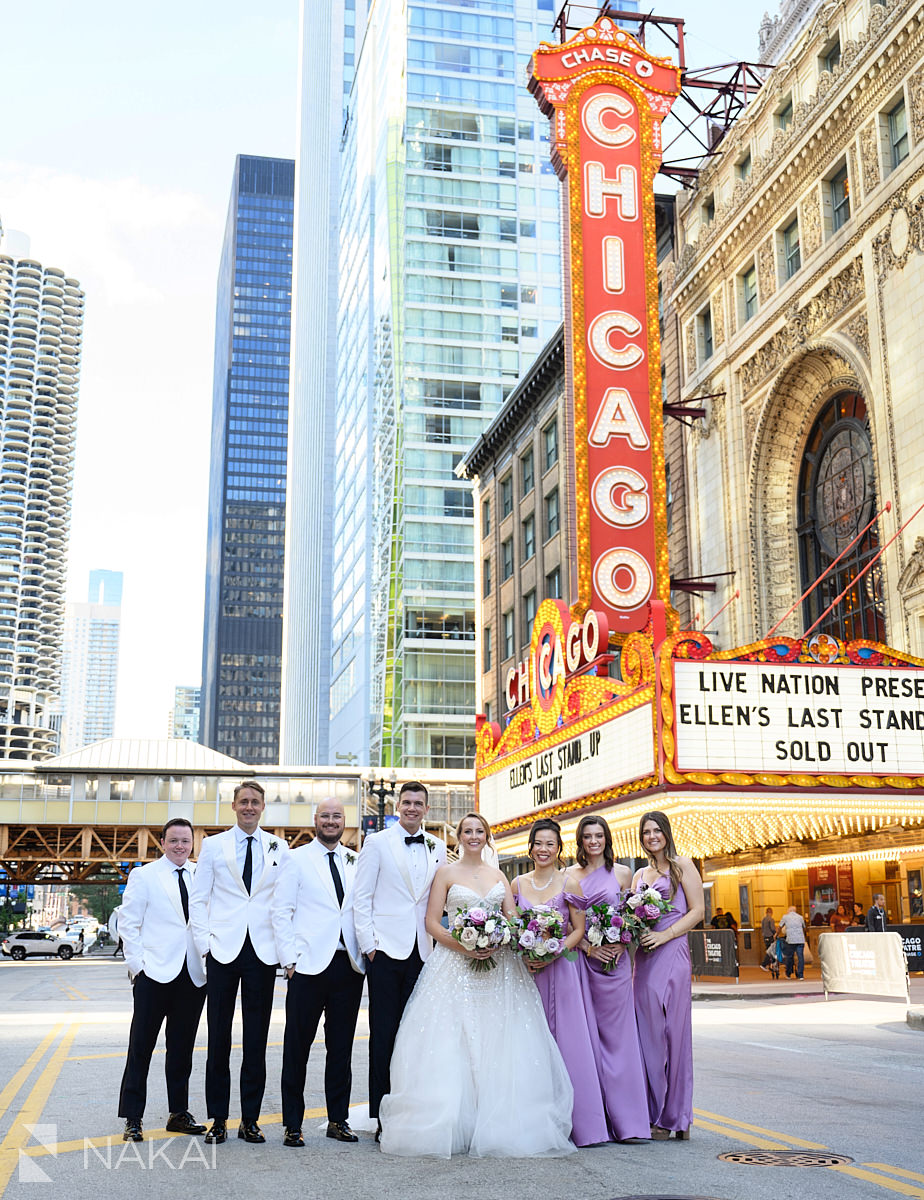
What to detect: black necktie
<box><xmin>405</xmin><ymin>834</ymin><xmax>425</xmax><ymax>845</ymax></box>
<box><xmin>327</xmin><ymin>851</ymin><xmax>344</xmax><ymax>907</ymax></box>
<box><xmin>243</xmin><ymin>836</ymin><xmax>254</xmax><ymax>894</ymax></box>
<box><xmin>176</xmin><ymin>867</ymin><xmax>189</xmax><ymax>922</ymax></box>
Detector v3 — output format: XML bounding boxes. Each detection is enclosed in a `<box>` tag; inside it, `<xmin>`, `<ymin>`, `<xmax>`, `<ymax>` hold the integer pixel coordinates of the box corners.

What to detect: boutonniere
<box><xmin>267</xmin><ymin>840</ymin><xmax>278</xmax><ymax>852</ymax></box>
<box><xmin>425</xmin><ymin>837</ymin><xmax>436</xmax><ymax>853</ymax></box>
<box><xmin>345</xmin><ymin>850</ymin><xmax>357</xmax><ymax>866</ymax></box>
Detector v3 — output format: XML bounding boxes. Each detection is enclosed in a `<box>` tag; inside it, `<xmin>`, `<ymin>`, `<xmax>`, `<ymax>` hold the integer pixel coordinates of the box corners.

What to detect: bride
<box><xmin>379</xmin><ymin>812</ymin><xmax>575</xmax><ymax>1158</ymax></box>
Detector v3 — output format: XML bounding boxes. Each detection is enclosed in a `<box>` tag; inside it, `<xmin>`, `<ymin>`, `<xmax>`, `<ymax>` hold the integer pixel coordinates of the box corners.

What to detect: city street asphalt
<box><xmin>0</xmin><ymin>954</ymin><xmax>920</xmax><ymax>1200</ymax></box>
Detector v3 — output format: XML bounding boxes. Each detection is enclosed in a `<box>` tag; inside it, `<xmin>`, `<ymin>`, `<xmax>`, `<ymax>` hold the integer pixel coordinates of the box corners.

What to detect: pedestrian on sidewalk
<box><xmin>778</xmin><ymin>906</ymin><xmax>806</xmax><ymax>980</ymax></box>
<box><xmin>758</xmin><ymin>908</ymin><xmax>776</xmax><ymax>972</ymax></box>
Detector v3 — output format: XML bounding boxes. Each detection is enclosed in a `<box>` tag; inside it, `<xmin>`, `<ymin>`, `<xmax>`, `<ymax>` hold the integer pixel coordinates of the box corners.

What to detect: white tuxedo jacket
<box><xmin>353</xmin><ymin>823</ymin><xmax>446</xmax><ymax>960</ymax></box>
<box><xmin>272</xmin><ymin>840</ymin><xmax>364</xmax><ymax>976</ymax></box>
<box><xmin>189</xmin><ymin>827</ymin><xmax>289</xmax><ymax>965</ymax></box>
<box><xmin>119</xmin><ymin>856</ymin><xmax>206</xmax><ymax>986</ymax></box>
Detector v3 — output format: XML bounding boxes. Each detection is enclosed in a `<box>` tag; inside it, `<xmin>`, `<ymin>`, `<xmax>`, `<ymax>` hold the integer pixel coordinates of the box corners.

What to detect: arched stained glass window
<box><xmin>797</xmin><ymin>391</ymin><xmax>886</xmax><ymax>642</ymax></box>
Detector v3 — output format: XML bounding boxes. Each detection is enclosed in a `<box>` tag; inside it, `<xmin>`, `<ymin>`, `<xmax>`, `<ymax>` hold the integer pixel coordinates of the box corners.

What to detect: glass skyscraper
<box><xmin>324</xmin><ymin>0</ymin><xmax>568</xmax><ymax>770</ymax></box>
<box><xmin>200</xmin><ymin>155</ymin><xmax>294</xmax><ymax>764</ymax></box>
<box><xmin>58</xmin><ymin>570</ymin><xmax>122</xmax><ymax>753</ymax></box>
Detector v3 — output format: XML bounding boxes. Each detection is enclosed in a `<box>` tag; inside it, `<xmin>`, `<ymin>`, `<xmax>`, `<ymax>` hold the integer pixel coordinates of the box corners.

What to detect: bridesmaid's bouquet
<box><xmin>585</xmin><ymin>902</ymin><xmax>633</xmax><ymax>972</ymax></box>
<box><xmin>508</xmin><ymin>905</ymin><xmax>576</xmax><ymax>965</ymax></box>
<box><xmin>622</xmin><ymin>885</ymin><xmax>675</xmax><ymax>952</ymax></box>
<box><xmin>450</xmin><ymin>904</ymin><xmax>510</xmax><ymax>972</ymax></box>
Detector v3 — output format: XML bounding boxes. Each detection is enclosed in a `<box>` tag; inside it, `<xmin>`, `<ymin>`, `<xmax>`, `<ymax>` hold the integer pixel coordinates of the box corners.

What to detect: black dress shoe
<box><xmin>122</xmin><ymin>1118</ymin><xmax>143</xmax><ymax>1142</ymax></box>
<box><xmin>165</xmin><ymin>1111</ymin><xmax>206</xmax><ymax>1135</ymax></box>
<box><xmin>238</xmin><ymin>1120</ymin><xmax>265</xmax><ymax>1144</ymax></box>
<box><xmin>283</xmin><ymin>1127</ymin><xmax>305</xmax><ymax>1147</ymax></box>
<box><xmin>204</xmin><ymin>1120</ymin><xmax>227</xmax><ymax>1144</ymax></box>
<box><xmin>326</xmin><ymin>1121</ymin><xmax>358</xmax><ymax>1143</ymax></box>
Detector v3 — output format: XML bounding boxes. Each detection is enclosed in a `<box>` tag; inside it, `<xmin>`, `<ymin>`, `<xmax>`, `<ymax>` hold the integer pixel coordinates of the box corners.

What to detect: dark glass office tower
<box><xmin>200</xmin><ymin>155</ymin><xmax>294</xmax><ymax>764</ymax></box>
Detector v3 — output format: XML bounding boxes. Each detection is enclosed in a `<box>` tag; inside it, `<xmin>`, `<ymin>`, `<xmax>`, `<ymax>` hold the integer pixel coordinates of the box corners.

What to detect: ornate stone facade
<box><xmin>665</xmin><ymin>0</ymin><xmax>924</xmax><ymax>658</ymax></box>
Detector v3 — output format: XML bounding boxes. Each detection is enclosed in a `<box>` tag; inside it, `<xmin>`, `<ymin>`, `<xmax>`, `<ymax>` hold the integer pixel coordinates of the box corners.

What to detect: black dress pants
<box><xmin>118</xmin><ymin>963</ymin><xmax>205</xmax><ymax>1119</ymax></box>
<box><xmin>204</xmin><ymin>935</ymin><xmax>276</xmax><ymax>1121</ymax></box>
<box><xmin>366</xmin><ymin>946</ymin><xmax>422</xmax><ymax>1119</ymax></box>
<box><xmin>281</xmin><ymin>954</ymin><xmax>364</xmax><ymax>1128</ymax></box>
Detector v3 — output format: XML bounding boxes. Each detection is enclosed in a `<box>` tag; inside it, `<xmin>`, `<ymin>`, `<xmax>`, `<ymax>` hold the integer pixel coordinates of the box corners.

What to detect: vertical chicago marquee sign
<box><xmin>529</xmin><ymin>18</ymin><xmax>680</xmax><ymax>645</ymax></box>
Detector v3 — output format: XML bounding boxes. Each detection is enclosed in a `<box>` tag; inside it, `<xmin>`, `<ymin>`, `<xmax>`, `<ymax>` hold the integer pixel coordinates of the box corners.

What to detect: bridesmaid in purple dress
<box><xmin>632</xmin><ymin>810</ymin><xmax>704</xmax><ymax>1140</ymax></box>
<box><xmin>513</xmin><ymin>818</ymin><xmax>609</xmax><ymax>1147</ymax></box>
<box><xmin>566</xmin><ymin>816</ymin><xmax>650</xmax><ymax>1142</ymax></box>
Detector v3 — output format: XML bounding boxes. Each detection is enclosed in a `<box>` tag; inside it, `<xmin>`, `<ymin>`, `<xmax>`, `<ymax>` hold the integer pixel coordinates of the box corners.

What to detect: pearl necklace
<box><xmin>528</xmin><ymin>870</ymin><xmax>558</xmax><ymax>892</ymax></box>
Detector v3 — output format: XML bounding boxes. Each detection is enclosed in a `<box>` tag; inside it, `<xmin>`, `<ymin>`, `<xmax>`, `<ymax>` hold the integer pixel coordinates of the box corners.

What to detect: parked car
<box><xmin>1</xmin><ymin>930</ymin><xmax>76</xmax><ymax>960</ymax></box>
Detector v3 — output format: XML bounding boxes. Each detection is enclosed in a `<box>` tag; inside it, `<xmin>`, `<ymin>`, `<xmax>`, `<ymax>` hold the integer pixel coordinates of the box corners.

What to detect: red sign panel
<box><xmin>530</xmin><ymin>19</ymin><xmax>680</xmax><ymax>643</ymax></box>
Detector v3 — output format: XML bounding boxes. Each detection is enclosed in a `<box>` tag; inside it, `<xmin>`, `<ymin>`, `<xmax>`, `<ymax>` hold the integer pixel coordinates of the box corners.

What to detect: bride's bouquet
<box><xmin>585</xmin><ymin>901</ymin><xmax>633</xmax><ymax>972</ymax></box>
<box><xmin>622</xmin><ymin>885</ymin><xmax>675</xmax><ymax>952</ymax></box>
<box><xmin>508</xmin><ymin>905</ymin><xmax>576</xmax><ymax>965</ymax></box>
<box><xmin>450</xmin><ymin>904</ymin><xmax>511</xmax><ymax>972</ymax></box>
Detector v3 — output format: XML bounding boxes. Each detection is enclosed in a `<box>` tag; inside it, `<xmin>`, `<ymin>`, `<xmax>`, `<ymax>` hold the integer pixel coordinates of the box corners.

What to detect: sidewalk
<box><xmin>692</xmin><ymin>963</ymin><xmax>924</xmax><ymax>1004</ymax></box>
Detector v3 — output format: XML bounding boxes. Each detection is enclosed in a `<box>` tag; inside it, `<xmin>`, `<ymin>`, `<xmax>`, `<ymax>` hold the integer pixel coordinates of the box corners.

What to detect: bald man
<box><xmin>272</xmin><ymin>799</ymin><xmax>365</xmax><ymax>1148</ymax></box>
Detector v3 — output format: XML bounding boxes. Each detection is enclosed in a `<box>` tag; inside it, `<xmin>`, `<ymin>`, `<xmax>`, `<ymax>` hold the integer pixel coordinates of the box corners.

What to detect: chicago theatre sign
<box><xmin>474</xmin><ymin>17</ymin><xmax>924</xmax><ymax>858</ymax></box>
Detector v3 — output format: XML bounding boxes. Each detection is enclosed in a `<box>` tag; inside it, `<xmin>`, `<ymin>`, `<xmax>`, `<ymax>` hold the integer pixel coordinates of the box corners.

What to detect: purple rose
<box><xmin>519</xmin><ymin>929</ymin><xmax>537</xmax><ymax>950</ymax></box>
<box><xmin>610</xmin><ymin>914</ymin><xmax>623</xmax><ymax>927</ymax></box>
<box><xmin>468</xmin><ymin>907</ymin><xmax>487</xmax><ymax>924</ymax></box>
<box><xmin>620</xmin><ymin>929</ymin><xmax>633</xmax><ymax>943</ymax></box>
<box><xmin>527</xmin><ymin>920</ymin><xmax>539</xmax><ymax>932</ymax></box>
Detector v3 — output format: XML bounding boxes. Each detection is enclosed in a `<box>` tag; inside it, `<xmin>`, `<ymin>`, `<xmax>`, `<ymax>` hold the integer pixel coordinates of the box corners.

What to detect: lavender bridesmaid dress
<box><xmin>568</xmin><ymin>867</ymin><xmax>650</xmax><ymax>1141</ymax></box>
<box><xmin>513</xmin><ymin>883</ymin><xmax>609</xmax><ymax>1146</ymax></box>
<box><xmin>632</xmin><ymin>873</ymin><xmax>693</xmax><ymax>1133</ymax></box>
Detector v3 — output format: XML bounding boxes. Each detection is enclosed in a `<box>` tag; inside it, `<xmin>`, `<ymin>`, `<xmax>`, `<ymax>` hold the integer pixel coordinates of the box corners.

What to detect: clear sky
<box><xmin>0</xmin><ymin>0</ymin><xmax>768</xmax><ymax>743</ymax></box>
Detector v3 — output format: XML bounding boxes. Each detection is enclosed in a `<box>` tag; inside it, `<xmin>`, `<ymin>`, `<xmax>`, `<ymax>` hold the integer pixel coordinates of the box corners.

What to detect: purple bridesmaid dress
<box><xmin>568</xmin><ymin>867</ymin><xmax>650</xmax><ymax>1141</ymax></box>
<box><xmin>632</xmin><ymin>873</ymin><xmax>693</xmax><ymax>1133</ymax></box>
<box><xmin>513</xmin><ymin>883</ymin><xmax>609</xmax><ymax>1146</ymax></box>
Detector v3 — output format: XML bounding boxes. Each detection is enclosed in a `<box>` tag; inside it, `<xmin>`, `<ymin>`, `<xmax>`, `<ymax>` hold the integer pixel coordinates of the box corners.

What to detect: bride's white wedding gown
<box><xmin>379</xmin><ymin>882</ymin><xmax>575</xmax><ymax>1158</ymax></box>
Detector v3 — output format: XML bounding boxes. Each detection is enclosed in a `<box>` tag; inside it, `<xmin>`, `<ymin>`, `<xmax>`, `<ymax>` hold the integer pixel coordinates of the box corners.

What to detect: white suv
<box><xmin>1</xmin><ymin>931</ymin><xmax>75</xmax><ymax>961</ymax></box>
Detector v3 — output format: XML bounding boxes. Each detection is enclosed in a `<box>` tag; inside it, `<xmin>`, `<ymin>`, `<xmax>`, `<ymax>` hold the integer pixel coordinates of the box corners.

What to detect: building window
<box><xmin>820</xmin><ymin>35</ymin><xmax>841</xmax><ymax>75</ymax></box>
<box><xmin>776</xmin><ymin>96</ymin><xmax>793</xmax><ymax>131</ymax></box>
<box><xmin>544</xmin><ymin>488</ymin><xmax>559</xmax><ymax>540</ymax></box>
<box><xmin>741</xmin><ymin>264</ymin><xmax>758</xmax><ymax>322</ymax></box>
<box><xmin>482</xmin><ymin>558</ymin><xmax>491</xmax><ymax>598</ymax></box>
<box><xmin>500</xmin><ymin>474</ymin><xmax>513</xmax><ymax>518</ymax></box>
<box><xmin>665</xmin><ymin>461</ymin><xmax>673</xmax><ymax>535</ymax></box>
<box><xmin>522</xmin><ymin>515</ymin><xmax>535</xmax><ymax>562</ymax></box>
<box><xmin>701</xmin><ymin>193</ymin><xmax>715</xmax><ymax>225</ymax></box>
<box><xmin>482</xmin><ymin>498</ymin><xmax>490</xmax><ymax>538</ymax></box>
<box><xmin>502</xmin><ymin>537</ymin><xmax>513</xmax><ymax>580</ymax></box>
<box><xmin>783</xmin><ymin>218</ymin><xmax>801</xmax><ymax>279</ymax></box>
<box><xmin>888</xmin><ymin>99</ymin><xmax>909</xmax><ymax>170</ymax></box>
<box><xmin>543</xmin><ymin>421</ymin><xmax>558</xmax><ymax>470</ymax></box>
<box><xmin>797</xmin><ymin>390</ymin><xmax>885</xmax><ymax>643</ymax></box>
<box><xmin>699</xmin><ymin>305</ymin><xmax>713</xmax><ymax>361</ymax></box>
<box><xmin>503</xmin><ymin>610</ymin><xmax>514</xmax><ymax>659</ymax></box>
<box><xmin>545</xmin><ymin>566</ymin><xmax>561</xmax><ymax>599</ymax></box>
<box><xmin>830</xmin><ymin>164</ymin><xmax>850</xmax><ymax>232</ymax></box>
<box><xmin>521</xmin><ymin>448</ymin><xmax>534</xmax><ymax>496</ymax></box>
<box><xmin>737</xmin><ymin>152</ymin><xmax>751</xmax><ymax>181</ymax></box>
<box><xmin>483</xmin><ymin>626</ymin><xmax>492</xmax><ymax>671</ymax></box>
<box><xmin>523</xmin><ymin>590</ymin><xmax>536</xmax><ymax>643</ymax></box>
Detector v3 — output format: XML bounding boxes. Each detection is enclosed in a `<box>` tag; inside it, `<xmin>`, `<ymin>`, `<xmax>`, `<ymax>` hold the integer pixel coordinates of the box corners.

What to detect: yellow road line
<box><xmin>0</xmin><ymin>1027</ymin><xmax>63</xmax><ymax>1125</ymax></box>
<box><xmin>693</xmin><ymin>1106</ymin><xmax>829</xmax><ymax>1150</ymax></box>
<box><xmin>828</xmin><ymin>1163</ymin><xmax>924</xmax><ymax>1199</ymax></box>
<box><xmin>866</xmin><ymin>1166</ymin><xmax>924</xmax><ymax>1187</ymax></box>
<box><xmin>22</xmin><ymin>1108</ymin><xmax>330</xmax><ymax>1157</ymax></box>
<box><xmin>0</xmin><ymin>1024</ymin><xmax>79</xmax><ymax>1196</ymax></box>
<box><xmin>692</xmin><ymin>1117</ymin><xmax>791</xmax><ymax>1150</ymax></box>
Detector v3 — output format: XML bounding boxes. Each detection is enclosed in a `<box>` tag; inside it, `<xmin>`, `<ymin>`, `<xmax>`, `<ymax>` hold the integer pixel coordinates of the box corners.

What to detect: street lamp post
<box><xmin>366</xmin><ymin>769</ymin><xmax>397</xmax><ymax>832</ymax></box>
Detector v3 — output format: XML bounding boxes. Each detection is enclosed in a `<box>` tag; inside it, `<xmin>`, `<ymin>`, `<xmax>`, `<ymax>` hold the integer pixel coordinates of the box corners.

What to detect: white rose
<box><xmin>627</xmin><ymin>894</ymin><xmax>642</xmax><ymax>909</ymax></box>
<box><xmin>476</xmin><ymin>935</ymin><xmax>490</xmax><ymax>949</ymax></box>
<box><xmin>484</xmin><ymin>920</ymin><xmax>496</xmax><ymax>934</ymax></box>
<box><xmin>588</xmin><ymin>928</ymin><xmax>603</xmax><ymax>946</ymax></box>
<box><xmin>453</xmin><ymin>915</ymin><xmax>464</xmax><ymax>929</ymax></box>
<box><xmin>604</xmin><ymin>928</ymin><xmax>620</xmax><ymax>943</ymax></box>
<box><xmin>534</xmin><ymin>942</ymin><xmax>549</xmax><ymax>956</ymax></box>
<box><xmin>460</xmin><ymin>927</ymin><xmax>477</xmax><ymax>948</ymax></box>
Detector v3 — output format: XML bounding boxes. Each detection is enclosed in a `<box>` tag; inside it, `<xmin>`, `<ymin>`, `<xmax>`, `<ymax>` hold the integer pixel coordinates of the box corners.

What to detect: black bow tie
<box><xmin>405</xmin><ymin>834</ymin><xmax>425</xmax><ymax>845</ymax></box>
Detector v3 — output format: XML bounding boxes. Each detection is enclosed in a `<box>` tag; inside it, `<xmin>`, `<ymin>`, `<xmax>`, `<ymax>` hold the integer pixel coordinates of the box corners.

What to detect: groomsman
<box><xmin>188</xmin><ymin>780</ymin><xmax>288</xmax><ymax>1145</ymax></box>
<box><xmin>272</xmin><ymin>798</ymin><xmax>365</xmax><ymax>1147</ymax></box>
<box><xmin>117</xmin><ymin>818</ymin><xmax>206</xmax><ymax>1142</ymax></box>
<box><xmin>353</xmin><ymin>782</ymin><xmax>446</xmax><ymax>1136</ymax></box>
